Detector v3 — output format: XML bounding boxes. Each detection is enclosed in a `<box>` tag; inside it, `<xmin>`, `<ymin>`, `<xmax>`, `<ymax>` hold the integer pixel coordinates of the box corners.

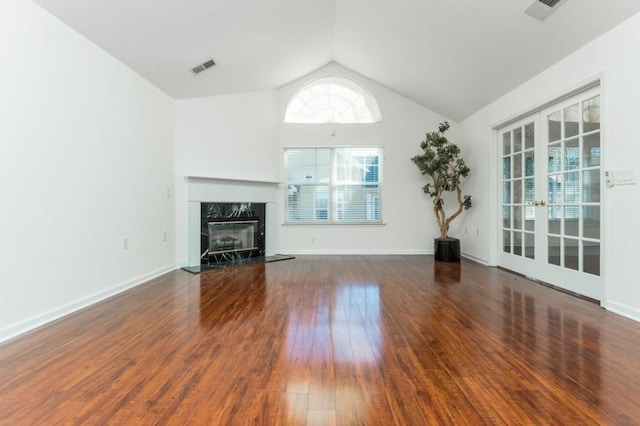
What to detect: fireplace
<box><xmin>184</xmin><ymin>176</ymin><xmax>279</xmax><ymax>270</ymax></box>
<box><xmin>201</xmin><ymin>202</ymin><xmax>265</xmax><ymax>265</ymax></box>
<box><xmin>208</xmin><ymin>220</ymin><xmax>258</xmax><ymax>254</ymax></box>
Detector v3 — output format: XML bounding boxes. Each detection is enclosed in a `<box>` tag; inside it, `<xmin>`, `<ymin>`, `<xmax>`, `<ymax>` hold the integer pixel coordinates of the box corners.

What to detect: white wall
<box><xmin>0</xmin><ymin>0</ymin><xmax>175</xmax><ymax>341</ymax></box>
<box><xmin>457</xmin><ymin>11</ymin><xmax>640</xmax><ymax>320</ymax></box>
<box><xmin>277</xmin><ymin>63</ymin><xmax>455</xmax><ymax>254</ymax></box>
<box><xmin>174</xmin><ymin>91</ymin><xmax>280</xmax><ymax>265</ymax></box>
<box><xmin>173</xmin><ymin>63</ymin><xmax>460</xmax><ymax>259</ymax></box>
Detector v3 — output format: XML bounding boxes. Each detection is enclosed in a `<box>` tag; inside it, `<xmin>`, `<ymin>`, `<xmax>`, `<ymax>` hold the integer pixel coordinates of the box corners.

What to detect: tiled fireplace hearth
<box><xmin>185</xmin><ymin>176</ymin><xmax>279</xmax><ymax>270</ymax></box>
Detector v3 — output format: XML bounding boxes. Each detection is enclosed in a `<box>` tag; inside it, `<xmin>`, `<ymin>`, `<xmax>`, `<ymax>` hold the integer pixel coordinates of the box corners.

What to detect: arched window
<box><xmin>284</xmin><ymin>76</ymin><xmax>382</xmax><ymax>124</ymax></box>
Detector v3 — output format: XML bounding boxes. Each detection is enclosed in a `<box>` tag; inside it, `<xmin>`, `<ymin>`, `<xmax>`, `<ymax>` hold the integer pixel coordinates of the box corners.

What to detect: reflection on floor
<box><xmin>0</xmin><ymin>255</ymin><xmax>639</xmax><ymax>424</ymax></box>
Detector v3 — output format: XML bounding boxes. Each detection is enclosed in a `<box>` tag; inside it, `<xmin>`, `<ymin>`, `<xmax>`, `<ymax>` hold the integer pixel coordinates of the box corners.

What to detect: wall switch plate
<box><xmin>123</xmin><ymin>238</ymin><xmax>128</xmax><ymax>250</ymax></box>
<box><xmin>615</xmin><ymin>169</ymin><xmax>636</xmax><ymax>185</ymax></box>
<box><xmin>608</xmin><ymin>169</ymin><xmax>637</xmax><ymax>186</ymax></box>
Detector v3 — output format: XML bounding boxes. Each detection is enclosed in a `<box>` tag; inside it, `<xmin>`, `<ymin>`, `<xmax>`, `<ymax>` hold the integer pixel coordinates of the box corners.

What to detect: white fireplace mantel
<box><xmin>185</xmin><ymin>176</ymin><xmax>280</xmax><ymax>266</ymax></box>
<box><xmin>186</xmin><ymin>175</ymin><xmax>280</xmax><ymax>185</ymax></box>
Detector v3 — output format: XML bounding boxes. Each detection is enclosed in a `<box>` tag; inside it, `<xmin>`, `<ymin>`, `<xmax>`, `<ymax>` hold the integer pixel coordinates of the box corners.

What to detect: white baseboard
<box><xmin>0</xmin><ymin>264</ymin><xmax>176</xmax><ymax>344</ymax></box>
<box><xmin>281</xmin><ymin>250</ymin><xmax>489</xmax><ymax>265</ymax></box>
<box><xmin>604</xmin><ymin>301</ymin><xmax>640</xmax><ymax>323</ymax></box>
<box><xmin>280</xmin><ymin>249</ymin><xmax>432</xmax><ymax>255</ymax></box>
<box><xmin>461</xmin><ymin>252</ymin><xmax>489</xmax><ymax>265</ymax></box>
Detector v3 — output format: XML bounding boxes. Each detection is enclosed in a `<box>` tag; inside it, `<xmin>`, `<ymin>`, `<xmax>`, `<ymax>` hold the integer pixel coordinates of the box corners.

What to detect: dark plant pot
<box><xmin>434</xmin><ymin>238</ymin><xmax>461</xmax><ymax>262</ymax></box>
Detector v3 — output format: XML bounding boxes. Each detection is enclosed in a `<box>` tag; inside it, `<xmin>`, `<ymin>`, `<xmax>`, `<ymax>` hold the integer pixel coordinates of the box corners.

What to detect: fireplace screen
<box><xmin>208</xmin><ymin>220</ymin><xmax>258</xmax><ymax>255</ymax></box>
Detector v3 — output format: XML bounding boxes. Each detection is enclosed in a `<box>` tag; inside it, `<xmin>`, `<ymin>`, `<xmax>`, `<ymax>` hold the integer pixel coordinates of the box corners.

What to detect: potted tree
<box><xmin>411</xmin><ymin>121</ymin><xmax>472</xmax><ymax>262</ymax></box>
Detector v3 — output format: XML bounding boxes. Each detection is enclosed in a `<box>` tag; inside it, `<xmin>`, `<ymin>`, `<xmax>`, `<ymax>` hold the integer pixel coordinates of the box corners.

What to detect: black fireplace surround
<box><xmin>200</xmin><ymin>202</ymin><xmax>266</xmax><ymax>266</ymax></box>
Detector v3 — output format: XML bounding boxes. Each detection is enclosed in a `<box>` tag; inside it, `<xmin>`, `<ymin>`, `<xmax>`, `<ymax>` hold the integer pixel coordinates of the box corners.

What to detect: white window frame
<box><xmin>284</xmin><ymin>76</ymin><xmax>382</xmax><ymax>124</ymax></box>
<box><xmin>284</xmin><ymin>147</ymin><xmax>383</xmax><ymax>224</ymax></box>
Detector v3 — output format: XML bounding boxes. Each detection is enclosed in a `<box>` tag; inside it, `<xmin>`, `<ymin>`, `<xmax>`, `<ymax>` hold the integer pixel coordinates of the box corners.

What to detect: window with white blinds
<box><xmin>284</xmin><ymin>147</ymin><xmax>382</xmax><ymax>223</ymax></box>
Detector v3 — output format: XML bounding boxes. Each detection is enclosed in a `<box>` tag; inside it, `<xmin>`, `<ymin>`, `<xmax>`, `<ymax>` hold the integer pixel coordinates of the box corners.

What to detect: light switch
<box><xmin>613</xmin><ymin>169</ymin><xmax>636</xmax><ymax>186</ymax></box>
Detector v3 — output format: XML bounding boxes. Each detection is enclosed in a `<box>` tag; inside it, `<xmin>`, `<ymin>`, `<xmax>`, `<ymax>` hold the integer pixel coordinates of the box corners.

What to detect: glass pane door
<box><xmin>546</xmin><ymin>95</ymin><xmax>601</xmax><ymax>277</ymax></box>
<box><xmin>502</xmin><ymin>121</ymin><xmax>536</xmax><ymax>260</ymax></box>
<box><xmin>497</xmin><ymin>87</ymin><xmax>602</xmax><ymax>301</ymax></box>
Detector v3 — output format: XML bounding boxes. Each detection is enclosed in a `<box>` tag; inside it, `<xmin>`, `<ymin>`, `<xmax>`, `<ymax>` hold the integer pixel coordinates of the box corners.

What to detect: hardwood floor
<box><xmin>1</xmin><ymin>256</ymin><xmax>640</xmax><ymax>425</ymax></box>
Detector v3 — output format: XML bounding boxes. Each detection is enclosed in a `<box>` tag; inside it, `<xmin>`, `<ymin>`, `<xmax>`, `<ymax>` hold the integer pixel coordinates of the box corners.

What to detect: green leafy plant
<box><xmin>411</xmin><ymin>121</ymin><xmax>472</xmax><ymax>240</ymax></box>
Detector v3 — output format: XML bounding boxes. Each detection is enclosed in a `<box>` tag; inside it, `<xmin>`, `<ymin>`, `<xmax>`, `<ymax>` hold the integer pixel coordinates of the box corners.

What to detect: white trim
<box><xmin>600</xmin><ymin>73</ymin><xmax>611</xmax><ymax>306</ymax></box>
<box><xmin>488</xmin><ymin>127</ymin><xmax>499</xmax><ymax>266</ymax></box>
<box><xmin>606</xmin><ymin>301</ymin><xmax>640</xmax><ymax>323</ymax></box>
<box><xmin>493</xmin><ymin>84</ymin><xmax>604</xmax><ymax>300</ymax></box>
<box><xmin>0</xmin><ymin>264</ymin><xmax>176</xmax><ymax>344</ymax></box>
<box><xmin>491</xmin><ymin>75</ymin><xmax>602</xmax><ymax>130</ymax></box>
<box><xmin>282</xmin><ymin>250</ymin><xmax>487</xmax><ymax>263</ymax></box>
<box><xmin>462</xmin><ymin>252</ymin><xmax>489</xmax><ymax>266</ymax></box>
<box><xmin>185</xmin><ymin>176</ymin><xmax>281</xmax><ymax>186</ymax></box>
<box><xmin>282</xmin><ymin>222</ymin><xmax>386</xmax><ymax>226</ymax></box>
<box><xmin>284</xmin><ymin>75</ymin><xmax>382</xmax><ymax>124</ymax></box>
<box><xmin>281</xmin><ymin>249</ymin><xmax>432</xmax><ymax>255</ymax></box>
<box><xmin>283</xmin><ymin>146</ymin><xmax>383</xmax><ymax>224</ymax></box>
<box><xmin>283</xmin><ymin>145</ymin><xmax>385</xmax><ymax>149</ymax></box>
<box><xmin>186</xmin><ymin>178</ymin><xmax>279</xmax><ymax>266</ymax></box>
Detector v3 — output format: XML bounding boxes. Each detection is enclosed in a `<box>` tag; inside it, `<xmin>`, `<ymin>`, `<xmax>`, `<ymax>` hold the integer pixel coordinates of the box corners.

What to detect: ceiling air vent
<box><xmin>191</xmin><ymin>59</ymin><xmax>216</xmax><ymax>75</ymax></box>
<box><xmin>524</xmin><ymin>0</ymin><xmax>567</xmax><ymax>21</ymax></box>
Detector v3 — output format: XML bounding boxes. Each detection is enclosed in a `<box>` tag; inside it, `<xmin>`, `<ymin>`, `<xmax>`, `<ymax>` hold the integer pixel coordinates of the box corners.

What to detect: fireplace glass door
<box><xmin>208</xmin><ymin>220</ymin><xmax>258</xmax><ymax>255</ymax></box>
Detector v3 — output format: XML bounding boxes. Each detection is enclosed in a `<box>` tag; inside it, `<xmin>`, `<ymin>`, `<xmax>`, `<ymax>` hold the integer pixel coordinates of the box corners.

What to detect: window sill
<box><xmin>282</xmin><ymin>221</ymin><xmax>386</xmax><ymax>226</ymax></box>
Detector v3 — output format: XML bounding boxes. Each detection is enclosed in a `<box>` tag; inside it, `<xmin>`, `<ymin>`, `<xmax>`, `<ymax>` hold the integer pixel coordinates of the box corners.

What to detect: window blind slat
<box><xmin>285</xmin><ymin>147</ymin><xmax>382</xmax><ymax>223</ymax></box>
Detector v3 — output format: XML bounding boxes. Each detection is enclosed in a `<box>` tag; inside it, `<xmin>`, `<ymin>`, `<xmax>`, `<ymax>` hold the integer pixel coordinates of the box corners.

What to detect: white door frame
<box><xmin>489</xmin><ymin>77</ymin><xmax>605</xmax><ymax>303</ymax></box>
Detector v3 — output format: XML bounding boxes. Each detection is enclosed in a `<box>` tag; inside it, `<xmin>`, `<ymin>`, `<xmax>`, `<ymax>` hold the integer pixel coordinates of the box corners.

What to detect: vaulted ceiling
<box><xmin>32</xmin><ymin>0</ymin><xmax>640</xmax><ymax>121</ymax></box>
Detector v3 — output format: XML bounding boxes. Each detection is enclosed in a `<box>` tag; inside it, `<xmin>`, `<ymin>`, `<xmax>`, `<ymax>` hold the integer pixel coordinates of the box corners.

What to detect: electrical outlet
<box><xmin>465</xmin><ymin>226</ymin><xmax>469</xmax><ymax>234</ymax></box>
<box><xmin>476</xmin><ymin>229</ymin><xmax>480</xmax><ymax>236</ymax></box>
<box><xmin>123</xmin><ymin>238</ymin><xmax>128</xmax><ymax>250</ymax></box>
<box><xmin>163</xmin><ymin>231</ymin><xmax>167</xmax><ymax>242</ymax></box>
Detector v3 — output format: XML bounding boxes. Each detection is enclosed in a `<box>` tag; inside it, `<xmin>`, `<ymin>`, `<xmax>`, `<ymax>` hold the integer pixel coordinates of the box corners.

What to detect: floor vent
<box><xmin>524</xmin><ymin>0</ymin><xmax>567</xmax><ymax>21</ymax></box>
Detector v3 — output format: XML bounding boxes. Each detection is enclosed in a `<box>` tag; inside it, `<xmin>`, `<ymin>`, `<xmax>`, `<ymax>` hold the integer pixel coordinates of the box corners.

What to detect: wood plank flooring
<box><xmin>1</xmin><ymin>256</ymin><xmax>640</xmax><ymax>424</ymax></box>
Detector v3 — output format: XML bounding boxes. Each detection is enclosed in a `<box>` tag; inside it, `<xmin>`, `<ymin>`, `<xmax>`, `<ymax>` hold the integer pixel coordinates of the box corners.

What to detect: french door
<box><xmin>498</xmin><ymin>87</ymin><xmax>602</xmax><ymax>300</ymax></box>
